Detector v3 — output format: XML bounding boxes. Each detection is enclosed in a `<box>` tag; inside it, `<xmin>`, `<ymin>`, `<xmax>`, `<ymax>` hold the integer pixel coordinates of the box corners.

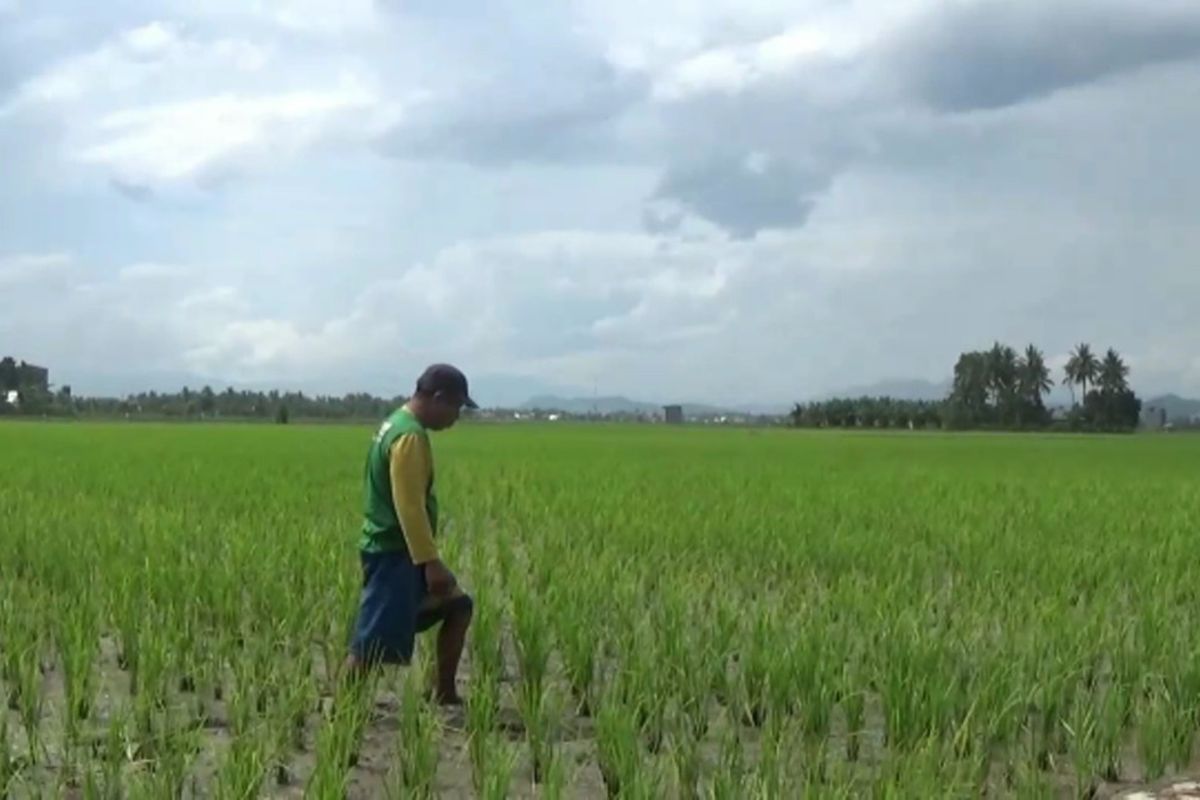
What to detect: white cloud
<box><xmin>76</xmin><ymin>79</ymin><xmax>383</xmax><ymax>184</ymax></box>
<box><xmin>650</xmin><ymin>24</ymin><xmax>863</xmax><ymax>101</ymax></box>
<box><xmin>0</xmin><ymin>251</ymin><xmax>72</xmax><ymax>287</ymax></box>
<box><xmin>6</xmin><ymin>16</ymin><xmax>396</xmax><ymax>187</ymax></box>
<box><xmin>118</xmin><ymin>262</ymin><xmax>191</xmax><ymax>281</ymax></box>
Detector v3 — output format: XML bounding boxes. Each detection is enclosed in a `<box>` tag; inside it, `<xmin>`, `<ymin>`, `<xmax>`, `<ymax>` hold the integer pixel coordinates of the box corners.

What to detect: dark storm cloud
<box><xmin>885</xmin><ymin>0</ymin><xmax>1200</xmax><ymax>112</ymax></box>
<box><xmin>650</xmin><ymin>155</ymin><xmax>832</xmax><ymax>239</ymax></box>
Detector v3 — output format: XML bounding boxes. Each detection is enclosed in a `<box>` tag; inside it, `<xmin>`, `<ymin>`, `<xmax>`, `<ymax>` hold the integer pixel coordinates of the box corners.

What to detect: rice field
<box><xmin>1</xmin><ymin>419</ymin><xmax>1199</xmax><ymax>798</ymax></box>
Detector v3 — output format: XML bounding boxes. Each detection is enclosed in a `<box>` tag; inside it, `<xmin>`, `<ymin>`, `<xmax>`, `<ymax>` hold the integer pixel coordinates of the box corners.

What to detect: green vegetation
<box><xmin>792</xmin><ymin>341</ymin><xmax>1145</xmax><ymax>432</ymax></box>
<box><xmin>1</xmin><ymin>421</ymin><xmax>1198</xmax><ymax>797</ymax></box>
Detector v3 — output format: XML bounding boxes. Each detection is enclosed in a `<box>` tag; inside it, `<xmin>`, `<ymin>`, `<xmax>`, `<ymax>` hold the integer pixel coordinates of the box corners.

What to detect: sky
<box><xmin>2</xmin><ymin>0</ymin><xmax>1199</xmax><ymax>408</ymax></box>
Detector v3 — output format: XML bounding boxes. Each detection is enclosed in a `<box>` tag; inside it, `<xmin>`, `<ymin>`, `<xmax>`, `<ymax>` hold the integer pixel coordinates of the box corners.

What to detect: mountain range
<box><xmin>519</xmin><ymin>379</ymin><xmax>957</xmax><ymax>417</ymax></box>
<box><xmin>1145</xmin><ymin>394</ymin><xmax>1200</xmax><ymax>423</ymax></box>
<box><xmin>519</xmin><ymin>394</ymin><xmax>784</xmax><ymax>417</ymax></box>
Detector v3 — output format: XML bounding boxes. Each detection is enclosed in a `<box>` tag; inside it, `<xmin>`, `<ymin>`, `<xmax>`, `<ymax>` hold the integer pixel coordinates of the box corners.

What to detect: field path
<box><xmin>1117</xmin><ymin>780</ymin><xmax>1200</xmax><ymax>799</ymax></box>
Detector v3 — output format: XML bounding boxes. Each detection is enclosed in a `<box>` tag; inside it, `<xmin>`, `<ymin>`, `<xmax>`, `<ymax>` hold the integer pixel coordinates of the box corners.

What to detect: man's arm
<box><xmin>388</xmin><ymin>432</ymin><xmax>439</xmax><ymax>564</ymax></box>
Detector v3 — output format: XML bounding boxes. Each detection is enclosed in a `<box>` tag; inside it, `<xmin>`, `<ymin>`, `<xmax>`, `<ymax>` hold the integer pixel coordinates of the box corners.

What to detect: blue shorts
<box><xmin>349</xmin><ymin>550</ymin><xmax>472</xmax><ymax>665</ymax></box>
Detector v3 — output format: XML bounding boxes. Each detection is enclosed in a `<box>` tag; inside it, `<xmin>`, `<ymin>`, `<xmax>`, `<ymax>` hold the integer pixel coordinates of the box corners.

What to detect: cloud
<box><xmin>0</xmin><ymin>251</ymin><xmax>72</xmax><ymax>287</ymax></box>
<box><xmin>75</xmin><ymin>80</ymin><xmax>383</xmax><ymax>185</ymax></box>
<box><xmin>5</xmin><ymin>17</ymin><xmax>397</xmax><ymax>189</ymax></box>
<box><xmin>649</xmin><ymin>153</ymin><xmax>833</xmax><ymax>238</ymax></box>
<box><xmin>118</xmin><ymin>262</ymin><xmax>191</xmax><ymax>281</ymax></box>
<box><xmin>880</xmin><ymin>0</ymin><xmax>1200</xmax><ymax>112</ymax></box>
<box><xmin>3</xmin><ymin>0</ymin><xmax>1200</xmax><ymax>405</ymax></box>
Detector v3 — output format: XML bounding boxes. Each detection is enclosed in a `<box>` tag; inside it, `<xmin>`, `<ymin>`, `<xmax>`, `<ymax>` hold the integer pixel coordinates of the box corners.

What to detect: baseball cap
<box><xmin>416</xmin><ymin>363</ymin><xmax>478</xmax><ymax>409</ymax></box>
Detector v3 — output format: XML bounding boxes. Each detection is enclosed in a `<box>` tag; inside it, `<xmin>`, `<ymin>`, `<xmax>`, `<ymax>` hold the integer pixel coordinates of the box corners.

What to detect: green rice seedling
<box><xmin>495</xmin><ymin>530</ymin><xmax>516</xmax><ymax>589</ymax></box>
<box><xmin>755</xmin><ymin>711</ymin><xmax>792</xmax><ymax>797</ymax></box>
<box><xmin>595</xmin><ymin>695</ymin><xmax>642</xmax><ymax>799</ymax></box>
<box><xmin>113</xmin><ymin>578</ymin><xmax>142</xmax><ymax>689</ymax></box>
<box><xmin>625</xmin><ymin>623</ymin><xmax>672</xmax><ymax>754</ymax></box>
<box><xmin>1010</xmin><ymin>756</ymin><xmax>1057</xmax><ymax>800</ymax></box>
<box><xmin>411</xmin><ymin>624</ymin><xmax>439</xmax><ymax>698</ymax></box>
<box><xmin>132</xmin><ymin>619</ymin><xmax>171</xmax><ymax>741</ymax></box>
<box><xmin>876</xmin><ymin>734</ymin><xmax>981</xmax><ymax>798</ymax></box>
<box><xmin>260</xmin><ymin>660</ymin><xmax>311</xmax><ymax>787</ymax></box>
<box><xmin>1165</xmin><ymin>687</ymin><xmax>1197</xmax><ymax>773</ymax></box>
<box><xmin>214</xmin><ymin>724</ymin><xmax>269</xmax><ymax>800</ymax></box>
<box><xmin>737</xmin><ymin>608</ymin><xmax>777</xmax><ymax>728</ymax></box>
<box><xmin>517</xmin><ymin>678</ymin><xmax>563</xmax><ymax>784</ymax></box>
<box><xmin>280</xmin><ymin>659</ymin><xmax>317</xmax><ymax>756</ymax></box>
<box><xmin>511</xmin><ymin>577</ymin><xmax>552</xmax><ymax>702</ymax></box>
<box><xmin>56</xmin><ymin>599</ymin><xmax>99</xmax><ymax>752</ymax></box>
<box><xmin>384</xmin><ymin>674</ymin><xmax>439</xmax><ymax>799</ymax></box>
<box><xmin>97</xmin><ymin>708</ymin><xmax>129</xmax><ymax>800</ymax></box>
<box><xmin>707</xmin><ymin>598</ymin><xmax>740</xmax><ymax>708</ymax></box>
<box><xmin>840</xmin><ymin>657</ymin><xmax>867</xmax><ymax>762</ymax></box>
<box><xmin>790</xmin><ymin>622</ymin><xmax>837</xmax><ymax>743</ymax></box>
<box><xmin>668</xmin><ymin>713</ymin><xmax>703</xmax><ymax>800</ymax></box>
<box><xmin>154</xmin><ymin>722</ymin><xmax>204</xmax><ymax>799</ymax></box>
<box><xmin>1064</xmin><ymin>685</ymin><xmax>1102</xmax><ymax>799</ymax></box>
<box><xmin>13</xmin><ymin>638</ymin><xmax>44</xmax><ymax>766</ymax></box>
<box><xmin>466</xmin><ymin>665</ymin><xmax>501</xmax><ymax>794</ymax></box>
<box><xmin>480</xmin><ymin>732</ymin><xmax>518</xmax><ymax>800</ymax></box>
<box><xmin>555</xmin><ymin>586</ymin><xmax>599</xmax><ymax>716</ymax></box>
<box><xmin>540</xmin><ymin>744</ymin><xmax>571</xmax><ymax>800</ymax></box>
<box><xmin>1136</xmin><ymin>675</ymin><xmax>1172</xmax><ymax>783</ymax></box>
<box><xmin>307</xmin><ymin>676</ymin><xmax>372</xmax><ymax>797</ymax></box>
<box><xmin>1094</xmin><ymin>681</ymin><xmax>1128</xmax><ymax>784</ymax></box>
<box><xmin>710</xmin><ymin>717</ymin><xmax>748</xmax><ymax>800</ymax></box>
<box><xmin>0</xmin><ymin>708</ymin><xmax>16</xmax><ymax>798</ymax></box>
<box><xmin>469</xmin><ymin>578</ymin><xmax>504</xmax><ymax>682</ymax></box>
<box><xmin>667</xmin><ymin>622</ymin><xmax>713</xmax><ymax>750</ymax></box>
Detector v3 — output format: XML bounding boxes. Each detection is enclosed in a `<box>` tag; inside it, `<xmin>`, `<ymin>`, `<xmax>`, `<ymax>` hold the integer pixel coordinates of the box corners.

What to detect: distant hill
<box><xmin>1145</xmin><ymin>394</ymin><xmax>1200</xmax><ymax>423</ymax></box>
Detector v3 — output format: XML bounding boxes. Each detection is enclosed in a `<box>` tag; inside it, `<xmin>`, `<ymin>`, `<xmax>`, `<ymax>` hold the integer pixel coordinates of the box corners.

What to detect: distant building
<box><xmin>663</xmin><ymin>404</ymin><xmax>683</xmax><ymax>424</ymax></box>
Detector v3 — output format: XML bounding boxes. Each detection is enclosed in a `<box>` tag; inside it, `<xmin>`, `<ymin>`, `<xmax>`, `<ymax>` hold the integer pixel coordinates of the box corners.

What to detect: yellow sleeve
<box><xmin>388</xmin><ymin>432</ymin><xmax>439</xmax><ymax>564</ymax></box>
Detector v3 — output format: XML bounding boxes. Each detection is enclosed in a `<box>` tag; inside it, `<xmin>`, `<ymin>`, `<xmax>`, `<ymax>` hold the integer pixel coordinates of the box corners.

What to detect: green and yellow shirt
<box><xmin>359</xmin><ymin>405</ymin><xmax>439</xmax><ymax>562</ymax></box>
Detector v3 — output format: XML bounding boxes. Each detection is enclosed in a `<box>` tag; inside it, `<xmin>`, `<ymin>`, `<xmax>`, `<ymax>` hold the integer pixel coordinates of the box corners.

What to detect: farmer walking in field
<box><xmin>342</xmin><ymin>363</ymin><xmax>478</xmax><ymax>705</ymax></box>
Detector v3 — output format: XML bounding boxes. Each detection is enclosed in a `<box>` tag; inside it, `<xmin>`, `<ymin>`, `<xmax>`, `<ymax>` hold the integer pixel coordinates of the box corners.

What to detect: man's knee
<box><xmin>446</xmin><ymin>591</ymin><xmax>474</xmax><ymax>623</ymax></box>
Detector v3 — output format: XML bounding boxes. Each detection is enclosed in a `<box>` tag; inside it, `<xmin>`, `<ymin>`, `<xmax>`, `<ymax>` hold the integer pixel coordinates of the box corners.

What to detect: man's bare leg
<box><xmin>431</xmin><ymin>596</ymin><xmax>473</xmax><ymax>705</ymax></box>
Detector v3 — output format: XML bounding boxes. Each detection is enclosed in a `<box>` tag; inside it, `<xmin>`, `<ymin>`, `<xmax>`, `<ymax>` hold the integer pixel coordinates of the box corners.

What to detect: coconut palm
<box><xmin>1018</xmin><ymin>345</ymin><xmax>1054</xmax><ymax>406</ymax></box>
<box><xmin>1098</xmin><ymin>348</ymin><xmax>1129</xmax><ymax>395</ymax></box>
<box><xmin>1069</xmin><ymin>343</ymin><xmax>1099</xmax><ymax>402</ymax></box>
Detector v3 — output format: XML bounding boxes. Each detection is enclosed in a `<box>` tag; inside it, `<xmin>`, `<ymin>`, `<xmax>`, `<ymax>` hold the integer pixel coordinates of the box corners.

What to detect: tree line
<box><xmin>0</xmin><ymin>377</ymin><xmax>409</xmax><ymax>423</ymax></box>
<box><xmin>791</xmin><ymin>342</ymin><xmax>1143</xmax><ymax>433</ymax></box>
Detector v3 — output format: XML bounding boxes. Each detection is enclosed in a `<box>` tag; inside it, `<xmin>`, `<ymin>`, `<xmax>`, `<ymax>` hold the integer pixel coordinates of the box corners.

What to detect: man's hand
<box><xmin>424</xmin><ymin>559</ymin><xmax>457</xmax><ymax>597</ymax></box>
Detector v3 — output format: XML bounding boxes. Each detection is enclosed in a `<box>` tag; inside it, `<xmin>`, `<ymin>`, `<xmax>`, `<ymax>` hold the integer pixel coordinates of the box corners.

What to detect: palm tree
<box><xmin>1070</xmin><ymin>343</ymin><xmax>1099</xmax><ymax>402</ymax></box>
<box><xmin>1063</xmin><ymin>355</ymin><xmax>1079</xmax><ymax>406</ymax></box>
<box><xmin>1018</xmin><ymin>345</ymin><xmax>1054</xmax><ymax>406</ymax></box>
<box><xmin>1098</xmin><ymin>348</ymin><xmax>1129</xmax><ymax>395</ymax></box>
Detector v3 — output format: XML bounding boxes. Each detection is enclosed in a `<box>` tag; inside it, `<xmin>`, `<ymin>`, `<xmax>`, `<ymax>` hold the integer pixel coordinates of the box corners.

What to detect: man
<box><xmin>343</xmin><ymin>363</ymin><xmax>478</xmax><ymax>705</ymax></box>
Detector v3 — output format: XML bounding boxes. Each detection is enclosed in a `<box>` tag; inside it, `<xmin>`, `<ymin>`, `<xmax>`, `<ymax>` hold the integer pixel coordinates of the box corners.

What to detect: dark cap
<box><xmin>415</xmin><ymin>363</ymin><xmax>478</xmax><ymax>409</ymax></box>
